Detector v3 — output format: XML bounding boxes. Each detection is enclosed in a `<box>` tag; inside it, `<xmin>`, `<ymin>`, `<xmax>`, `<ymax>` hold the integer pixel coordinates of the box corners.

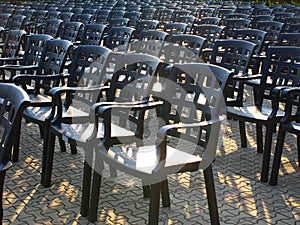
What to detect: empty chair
<box><xmin>87</xmin><ymin>62</ymin><xmax>231</xmax><ymax>224</ymax></box>
<box><xmin>171</xmin><ymin>9</ymin><xmax>191</xmax><ymax>22</ymax></box>
<box><xmin>177</xmin><ymin>15</ymin><xmax>195</xmax><ymax>33</ymax></box>
<box><xmin>252</xmin><ymin>7</ymin><xmax>273</xmax><ymax>16</ymax></box>
<box><xmin>124</xmin><ymin>12</ymin><xmax>141</xmax><ymax>27</ymax></box>
<box><xmin>289</xmin><ymin>24</ymin><xmax>300</xmax><ymax>33</ymax></box>
<box><xmin>282</xmin><ymin>16</ymin><xmax>300</xmax><ymax>32</ymax></box>
<box><xmin>192</xmin><ymin>25</ymin><xmax>223</xmax><ymax>49</ymax></box>
<box><xmin>274</xmin><ymin>12</ymin><xmax>295</xmax><ymax>22</ymax></box>
<box><xmin>278</xmin><ymin>33</ymin><xmax>300</xmax><ymax>46</ymax></box>
<box><xmin>140</xmin><ymin>7</ymin><xmax>155</xmax><ymax>20</ymax></box>
<box><xmin>0</xmin><ymin>34</ymin><xmax>52</xmax><ymax>83</ymax></box>
<box><xmin>60</xmin><ymin>22</ymin><xmax>84</xmax><ymax>43</ymax></box>
<box><xmin>255</xmin><ymin>21</ymin><xmax>284</xmax><ymax>49</ymax></box>
<box><xmin>227</xmin><ymin>46</ymin><xmax>300</xmax><ymax>183</ymax></box>
<box><xmin>164</xmin><ymin>34</ymin><xmax>206</xmax><ymax>63</ymax></box>
<box><xmin>0</xmin><ymin>14</ymin><xmax>10</xmax><ymax>28</ymax></box>
<box><xmin>104</xmin><ymin>27</ymin><xmax>135</xmax><ymax>51</ymax></box>
<box><xmin>47</xmin><ymin>11</ymin><xmax>60</xmax><ymax>20</ymax></box>
<box><xmin>80</xmin><ymin>24</ymin><xmax>106</xmax><ymax>45</ymax></box>
<box><xmin>222</xmin><ymin>18</ymin><xmax>251</xmax><ymax>38</ymax></box>
<box><xmin>155</xmin><ymin>9</ymin><xmax>174</xmax><ymax>29</ymax></box>
<box><xmin>129</xmin><ymin>30</ymin><xmax>168</xmax><ymax>57</ymax></box>
<box><xmin>37</xmin><ymin>19</ymin><xmax>63</xmax><ymax>38</ymax></box>
<box><xmin>94</xmin><ymin>9</ymin><xmax>110</xmax><ymax>24</ymax></box>
<box><xmin>210</xmin><ymin>39</ymin><xmax>256</xmax><ymax>107</ymax></box>
<box><xmin>71</xmin><ymin>13</ymin><xmax>93</xmax><ymax>24</ymax></box>
<box><xmin>269</xmin><ymin>85</ymin><xmax>300</xmax><ymax>185</ymax></box>
<box><xmin>163</xmin><ymin>22</ymin><xmax>187</xmax><ymax>40</ymax></box>
<box><xmin>235</xmin><ymin>7</ymin><xmax>254</xmax><ymax>15</ymax></box>
<box><xmin>134</xmin><ymin>20</ymin><xmax>158</xmax><ymax>39</ymax></box>
<box><xmin>59</xmin><ymin>12</ymin><xmax>74</xmax><ymax>23</ymax></box>
<box><xmin>0</xmin><ymin>83</ymin><xmax>30</xmax><ymax>223</ymax></box>
<box><xmin>5</xmin><ymin>15</ymin><xmax>26</xmax><ymax>30</ymax></box>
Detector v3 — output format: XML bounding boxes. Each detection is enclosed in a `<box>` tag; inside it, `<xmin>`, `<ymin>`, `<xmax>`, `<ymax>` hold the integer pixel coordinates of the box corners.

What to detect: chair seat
<box><xmin>51</xmin><ymin>122</ymin><xmax>135</xmax><ymax>144</ymax></box>
<box><xmin>23</xmin><ymin>105</ymin><xmax>90</xmax><ymax>124</ymax></box>
<box><xmin>28</xmin><ymin>94</ymin><xmax>52</xmax><ymax>106</ymax></box>
<box><xmin>227</xmin><ymin>105</ymin><xmax>285</xmax><ymax>122</ymax></box>
<box><xmin>97</xmin><ymin>144</ymin><xmax>202</xmax><ymax>184</ymax></box>
<box><xmin>284</xmin><ymin>122</ymin><xmax>300</xmax><ymax>134</ymax></box>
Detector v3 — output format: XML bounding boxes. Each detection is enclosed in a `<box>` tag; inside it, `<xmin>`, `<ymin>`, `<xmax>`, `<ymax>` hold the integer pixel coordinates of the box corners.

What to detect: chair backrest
<box><xmin>226</xmin><ymin>13</ymin><xmax>249</xmax><ymax>19</ymax></box>
<box><xmin>164</xmin><ymin>34</ymin><xmax>206</xmax><ymax>63</ymax></box>
<box><xmin>210</xmin><ymin>39</ymin><xmax>256</xmax><ymax>75</ymax></box>
<box><xmin>289</xmin><ymin>24</ymin><xmax>300</xmax><ymax>33</ymax></box>
<box><xmin>33</xmin><ymin>10</ymin><xmax>48</xmax><ymax>24</ymax></box>
<box><xmin>0</xmin><ymin>83</ymin><xmax>30</xmax><ymax>167</ymax></box>
<box><xmin>106</xmin><ymin>53</ymin><xmax>161</xmax><ymax>103</ymax></box>
<box><xmin>94</xmin><ymin>9</ymin><xmax>110</xmax><ymax>24</ymax></box>
<box><xmin>255</xmin><ymin>21</ymin><xmax>284</xmax><ymax>42</ymax></box>
<box><xmin>222</xmin><ymin>18</ymin><xmax>251</xmax><ymax>38</ymax></box>
<box><xmin>140</xmin><ymin>7</ymin><xmax>155</xmax><ymax>20</ymax></box>
<box><xmin>130</xmin><ymin>30</ymin><xmax>168</xmax><ymax>57</ymax></box>
<box><xmin>0</xmin><ymin>83</ymin><xmax>29</xmax><ymax>223</ymax></box>
<box><xmin>233</xmin><ymin>29</ymin><xmax>267</xmax><ymax>55</ymax></box>
<box><xmin>105</xmin><ymin>27</ymin><xmax>135</xmax><ymax>51</ymax></box>
<box><xmin>37</xmin><ymin>39</ymin><xmax>73</xmax><ymax>75</ymax></box>
<box><xmin>257</xmin><ymin>46</ymin><xmax>300</xmax><ymax>105</ymax></box>
<box><xmin>40</xmin><ymin>19</ymin><xmax>63</xmax><ymax>38</ymax></box>
<box><xmin>60</xmin><ymin>22</ymin><xmax>83</xmax><ymax>42</ymax></box>
<box><xmin>282</xmin><ymin>16</ymin><xmax>300</xmax><ymax>32</ymax></box>
<box><xmin>0</xmin><ymin>14</ymin><xmax>10</xmax><ymax>28</ymax></box>
<box><xmin>124</xmin><ymin>12</ymin><xmax>141</xmax><ymax>27</ymax></box>
<box><xmin>153</xmin><ymin>63</ymin><xmax>231</xmax><ymax>162</ymax></box>
<box><xmin>81</xmin><ymin>24</ymin><xmax>106</xmax><ymax>45</ymax></box>
<box><xmin>278</xmin><ymin>33</ymin><xmax>300</xmax><ymax>47</ymax></box>
<box><xmin>134</xmin><ymin>20</ymin><xmax>158</xmax><ymax>39</ymax></box>
<box><xmin>21</xmin><ymin>34</ymin><xmax>52</xmax><ymax>66</ymax></box>
<box><xmin>163</xmin><ymin>22</ymin><xmax>187</xmax><ymax>38</ymax></box>
<box><xmin>6</xmin><ymin>15</ymin><xmax>26</xmax><ymax>30</ymax></box>
<box><xmin>47</xmin><ymin>11</ymin><xmax>60</xmax><ymax>20</ymax></box>
<box><xmin>59</xmin><ymin>12</ymin><xmax>74</xmax><ymax>23</ymax></box>
<box><xmin>192</xmin><ymin>25</ymin><xmax>223</xmax><ymax>49</ymax></box>
<box><xmin>2</xmin><ymin>30</ymin><xmax>26</xmax><ymax>58</ymax></box>
<box><xmin>235</xmin><ymin>7</ymin><xmax>253</xmax><ymax>15</ymax></box>
<box><xmin>197</xmin><ymin>17</ymin><xmax>221</xmax><ymax>26</ymax></box>
<box><xmin>71</xmin><ymin>13</ymin><xmax>93</xmax><ymax>24</ymax></box>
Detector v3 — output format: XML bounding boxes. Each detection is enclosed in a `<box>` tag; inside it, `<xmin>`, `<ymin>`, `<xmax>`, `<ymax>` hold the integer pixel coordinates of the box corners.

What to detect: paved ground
<box><xmin>3</xmin><ymin>107</ymin><xmax>300</xmax><ymax>224</ymax></box>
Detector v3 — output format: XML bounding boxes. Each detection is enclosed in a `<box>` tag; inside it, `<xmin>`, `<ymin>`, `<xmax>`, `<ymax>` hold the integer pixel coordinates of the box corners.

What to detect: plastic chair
<box><xmin>0</xmin><ymin>83</ymin><xmax>30</xmax><ymax>223</ymax></box>
<box><xmin>222</xmin><ymin>18</ymin><xmax>251</xmax><ymax>38</ymax></box>
<box><xmin>104</xmin><ymin>27</ymin><xmax>135</xmax><ymax>51</ymax></box>
<box><xmin>210</xmin><ymin>39</ymin><xmax>256</xmax><ymax>107</ymax></box>
<box><xmin>278</xmin><ymin>33</ymin><xmax>300</xmax><ymax>46</ymax></box>
<box><xmin>226</xmin><ymin>46</ymin><xmax>300</xmax><ymax>183</ymax></box>
<box><xmin>37</xmin><ymin>19</ymin><xmax>63</xmax><ymax>38</ymax></box>
<box><xmin>133</xmin><ymin>20</ymin><xmax>158</xmax><ymax>39</ymax></box>
<box><xmin>43</xmin><ymin>53</ymin><xmax>161</xmax><ymax>213</ymax></box>
<box><xmin>164</xmin><ymin>34</ymin><xmax>206</xmax><ymax>63</ymax></box>
<box><xmin>60</xmin><ymin>22</ymin><xmax>84</xmax><ymax>43</ymax></box>
<box><xmin>269</xmin><ymin>85</ymin><xmax>300</xmax><ymax>185</ymax></box>
<box><xmin>0</xmin><ymin>34</ymin><xmax>52</xmax><ymax>83</ymax></box>
<box><xmin>87</xmin><ymin>62</ymin><xmax>231</xmax><ymax>224</ymax></box>
<box><xmin>129</xmin><ymin>30</ymin><xmax>168</xmax><ymax>57</ymax></box>
<box><xmin>80</xmin><ymin>24</ymin><xmax>106</xmax><ymax>45</ymax></box>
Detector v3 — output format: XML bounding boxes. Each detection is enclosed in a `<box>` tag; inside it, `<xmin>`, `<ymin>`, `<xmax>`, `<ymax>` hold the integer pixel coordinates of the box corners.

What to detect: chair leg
<box><xmin>239</xmin><ymin>120</ymin><xmax>247</xmax><ymax>148</ymax></box>
<box><xmin>256</xmin><ymin>124</ymin><xmax>263</xmax><ymax>153</ymax></box>
<box><xmin>58</xmin><ymin>137</ymin><xmax>66</xmax><ymax>152</ymax></box>
<box><xmin>204</xmin><ymin>165</ymin><xmax>220</xmax><ymax>225</ymax></box>
<box><xmin>297</xmin><ymin>135</ymin><xmax>300</xmax><ymax>167</ymax></box>
<box><xmin>41</xmin><ymin>129</ymin><xmax>55</xmax><ymax>187</ymax></box>
<box><xmin>261</xmin><ymin>124</ymin><xmax>275</xmax><ymax>183</ymax></box>
<box><xmin>161</xmin><ymin>179</ymin><xmax>170</xmax><ymax>207</ymax></box>
<box><xmin>81</xmin><ymin>160</ymin><xmax>92</xmax><ymax>217</ymax></box>
<box><xmin>269</xmin><ymin>128</ymin><xmax>286</xmax><ymax>186</ymax></box>
<box><xmin>149</xmin><ymin>182</ymin><xmax>161</xmax><ymax>225</ymax></box>
<box><xmin>142</xmin><ymin>185</ymin><xmax>151</xmax><ymax>198</ymax></box>
<box><xmin>39</xmin><ymin>125</ymin><xmax>44</xmax><ymax>139</ymax></box>
<box><xmin>0</xmin><ymin>170</ymin><xmax>6</xmax><ymax>223</ymax></box>
<box><xmin>87</xmin><ymin>170</ymin><xmax>102</xmax><ymax>222</ymax></box>
<box><xmin>70</xmin><ymin>143</ymin><xmax>77</xmax><ymax>154</ymax></box>
<box><xmin>12</xmin><ymin>121</ymin><xmax>22</xmax><ymax>163</ymax></box>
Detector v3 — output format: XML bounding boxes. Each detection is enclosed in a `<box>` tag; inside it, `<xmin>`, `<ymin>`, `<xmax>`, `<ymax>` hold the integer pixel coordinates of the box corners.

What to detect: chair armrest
<box><xmin>154</xmin><ymin>115</ymin><xmax>225</xmax><ymax>171</ymax></box>
<box><xmin>233</xmin><ymin>74</ymin><xmax>262</xmax><ymax>81</ymax></box>
<box><xmin>0</xmin><ymin>64</ymin><xmax>38</xmax><ymax>71</ymax></box>
<box><xmin>49</xmin><ymin>85</ymin><xmax>110</xmax><ymax>98</ymax></box>
<box><xmin>0</xmin><ymin>56</ymin><xmax>23</xmax><ymax>62</ymax></box>
<box><xmin>96</xmin><ymin>100</ymin><xmax>163</xmax><ymax>116</ymax></box>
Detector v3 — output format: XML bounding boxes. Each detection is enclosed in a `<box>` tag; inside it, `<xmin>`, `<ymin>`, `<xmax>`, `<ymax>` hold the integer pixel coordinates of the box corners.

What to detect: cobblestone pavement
<box><xmin>3</xmin><ymin>112</ymin><xmax>300</xmax><ymax>224</ymax></box>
